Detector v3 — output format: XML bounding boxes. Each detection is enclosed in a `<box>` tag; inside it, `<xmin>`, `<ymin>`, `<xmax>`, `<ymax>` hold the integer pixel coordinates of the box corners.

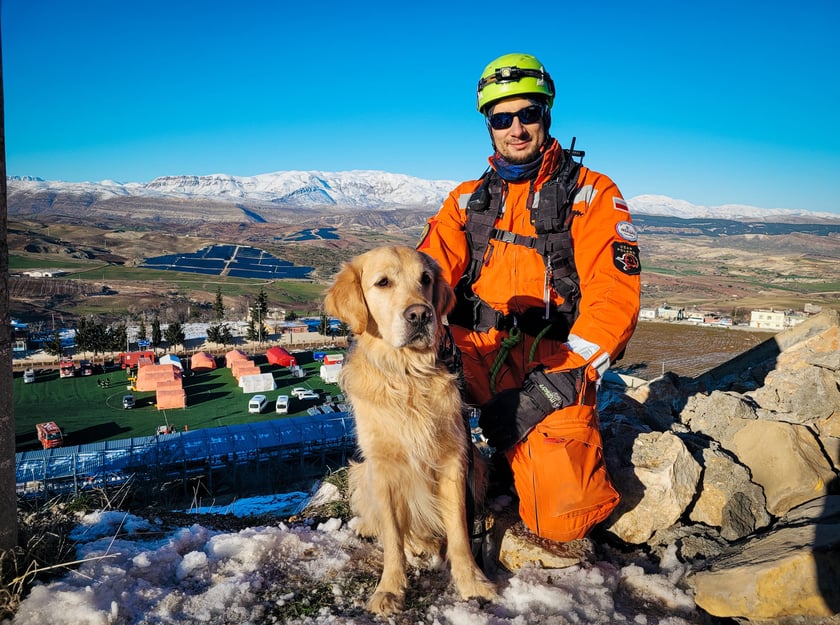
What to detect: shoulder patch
<box><xmin>612</xmin><ymin>242</ymin><xmax>641</xmax><ymax>275</ymax></box>
<box><xmin>615</xmin><ymin>221</ymin><xmax>638</xmax><ymax>242</ymax></box>
<box><xmin>416</xmin><ymin>221</ymin><xmax>433</xmax><ymax>250</ymax></box>
<box><xmin>613</xmin><ymin>197</ymin><xmax>629</xmax><ymax>213</ymax></box>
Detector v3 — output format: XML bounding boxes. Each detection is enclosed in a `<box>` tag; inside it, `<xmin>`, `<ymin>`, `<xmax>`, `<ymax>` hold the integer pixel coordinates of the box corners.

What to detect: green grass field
<box><xmin>13</xmin><ymin>353</ymin><xmax>343</xmax><ymax>453</ymax></box>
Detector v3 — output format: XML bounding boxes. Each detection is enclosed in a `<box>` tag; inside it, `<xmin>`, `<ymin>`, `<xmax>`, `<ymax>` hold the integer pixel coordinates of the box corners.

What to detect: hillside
<box><xmin>6</xmin><ymin>169</ymin><xmax>840</xmax><ymax>325</ymax></box>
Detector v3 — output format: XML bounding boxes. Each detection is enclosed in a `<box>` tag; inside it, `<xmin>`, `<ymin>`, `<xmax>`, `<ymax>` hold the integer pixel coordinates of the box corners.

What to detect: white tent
<box><xmin>320</xmin><ymin>363</ymin><xmax>342</xmax><ymax>384</ymax></box>
<box><xmin>238</xmin><ymin>372</ymin><xmax>276</xmax><ymax>394</ymax></box>
<box><xmin>159</xmin><ymin>354</ymin><xmax>184</xmax><ymax>370</ymax></box>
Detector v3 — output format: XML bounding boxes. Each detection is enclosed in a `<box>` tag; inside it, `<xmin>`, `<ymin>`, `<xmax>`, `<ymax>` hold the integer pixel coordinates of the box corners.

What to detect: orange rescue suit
<box><xmin>418</xmin><ymin>139</ymin><xmax>641</xmax><ymax>541</ymax></box>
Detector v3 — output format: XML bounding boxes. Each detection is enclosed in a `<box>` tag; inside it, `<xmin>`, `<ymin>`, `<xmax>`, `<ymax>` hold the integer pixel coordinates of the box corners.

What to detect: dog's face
<box><xmin>324</xmin><ymin>246</ymin><xmax>455</xmax><ymax>349</ymax></box>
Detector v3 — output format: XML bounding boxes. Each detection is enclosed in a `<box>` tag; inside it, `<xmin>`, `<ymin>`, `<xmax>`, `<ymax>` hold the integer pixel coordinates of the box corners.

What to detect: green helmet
<box><xmin>476</xmin><ymin>53</ymin><xmax>555</xmax><ymax>113</ymax></box>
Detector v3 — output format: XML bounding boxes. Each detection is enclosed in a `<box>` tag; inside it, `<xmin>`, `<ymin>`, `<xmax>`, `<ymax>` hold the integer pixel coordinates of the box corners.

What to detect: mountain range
<box><xmin>7</xmin><ymin>171</ymin><xmax>840</xmax><ymax>223</ymax></box>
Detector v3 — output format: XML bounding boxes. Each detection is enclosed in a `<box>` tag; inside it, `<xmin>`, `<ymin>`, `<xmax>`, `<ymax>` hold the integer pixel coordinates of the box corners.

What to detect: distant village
<box><xmin>639</xmin><ymin>302</ymin><xmax>824</xmax><ymax>330</ymax></box>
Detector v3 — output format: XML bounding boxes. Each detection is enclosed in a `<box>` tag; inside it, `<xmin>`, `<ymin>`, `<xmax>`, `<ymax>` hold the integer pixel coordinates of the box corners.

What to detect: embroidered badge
<box><xmin>613</xmin><ymin>242</ymin><xmax>641</xmax><ymax>275</ymax></box>
<box><xmin>615</xmin><ymin>221</ymin><xmax>639</xmax><ymax>243</ymax></box>
<box><xmin>616</xmin><ymin>221</ymin><xmax>638</xmax><ymax>242</ymax></box>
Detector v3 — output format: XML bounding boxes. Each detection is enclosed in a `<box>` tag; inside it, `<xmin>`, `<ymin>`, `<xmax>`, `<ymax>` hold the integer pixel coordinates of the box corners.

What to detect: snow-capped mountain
<box><xmin>6</xmin><ymin>172</ymin><xmax>839</xmax><ymax>221</ymax></box>
<box><xmin>626</xmin><ymin>194</ymin><xmax>839</xmax><ymax>221</ymax></box>
<box><xmin>7</xmin><ymin>171</ymin><xmax>458</xmax><ymax>210</ymax></box>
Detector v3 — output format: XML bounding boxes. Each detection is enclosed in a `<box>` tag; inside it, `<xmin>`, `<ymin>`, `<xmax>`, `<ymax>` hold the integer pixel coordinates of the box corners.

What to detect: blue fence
<box><xmin>16</xmin><ymin>413</ymin><xmax>357</xmax><ymax>498</ymax></box>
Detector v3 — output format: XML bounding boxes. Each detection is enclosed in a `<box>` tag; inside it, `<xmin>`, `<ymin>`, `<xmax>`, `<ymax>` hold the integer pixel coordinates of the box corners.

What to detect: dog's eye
<box><xmin>375</xmin><ymin>277</ymin><xmax>390</xmax><ymax>288</ymax></box>
<box><xmin>420</xmin><ymin>272</ymin><xmax>432</xmax><ymax>287</ymax></box>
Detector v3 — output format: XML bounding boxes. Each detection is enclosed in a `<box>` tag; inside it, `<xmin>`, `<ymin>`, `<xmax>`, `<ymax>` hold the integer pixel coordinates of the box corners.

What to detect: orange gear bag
<box><xmin>506</xmin><ymin>401</ymin><xmax>619</xmax><ymax>542</ymax></box>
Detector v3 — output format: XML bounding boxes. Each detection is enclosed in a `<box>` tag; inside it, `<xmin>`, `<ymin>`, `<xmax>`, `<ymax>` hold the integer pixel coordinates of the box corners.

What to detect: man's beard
<box><xmin>504</xmin><ymin>148</ymin><xmax>540</xmax><ymax>164</ymax></box>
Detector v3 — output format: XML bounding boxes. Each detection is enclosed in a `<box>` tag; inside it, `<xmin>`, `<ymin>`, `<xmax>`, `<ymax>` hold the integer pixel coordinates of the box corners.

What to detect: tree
<box><xmin>164</xmin><ymin>321</ymin><xmax>185</xmax><ymax>351</ymax></box>
<box><xmin>137</xmin><ymin>319</ymin><xmax>148</xmax><ymax>342</ymax></box>
<box><xmin>245</xmin><ymin>317</ymin><xmax>259</xmax><ymax>342</ymax></box>
<box><xmin>251</xmin><ymin>288</ymin><xmax>269</xmax><ymax>343</ymax></box>
<box><xmin>42</xmin><ymin>329</ymin><xmax>64</xmax><ymax>357</ymax></box>
<box><xmin>213</xmin><ymin>287</ymin><xmax>225</xmax><ymax>322</ymax></box>
<box><xmin>284</xmin><ymin>310</ymin><xmax>298</xmax><ymax>321</ymax></box>
<box><xmin>255</xmin><ymin>288</ymin><xmax>268</xmax><ymax>319</ymax></box>
<box><xmin>0</xmin><ymin>33</ymin><xmax>17</xmax><ymax>549</ymax></box>
<box><xmin>108</xmin><ymin>323</ymin><xmax>127</xmax><ymax>352</ymax></box>
<box><xmin>207</xmin><ymin>323</ymin><xmax>233</xmax><ymax>346</ymax></box>
<box><xmin>151</xmin><ymin>315</ymin><xmax>162</xmax><ymax>352</ymax></box>
<box><xmin>75</xmin><ymin>316</ymin><xmax>108</xmax><ymax>357</ymax></box>
<box><xmin>318</xmin><ymin>313</ymin><xmax>332</xmax><ymax>336</ymax></box>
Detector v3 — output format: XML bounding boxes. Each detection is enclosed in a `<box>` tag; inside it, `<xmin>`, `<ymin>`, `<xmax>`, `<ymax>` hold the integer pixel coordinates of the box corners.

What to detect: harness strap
<box><xmin>451</xmin><ymin>142</ymin><xmax>584</xmax><ymax>339</ymax></box>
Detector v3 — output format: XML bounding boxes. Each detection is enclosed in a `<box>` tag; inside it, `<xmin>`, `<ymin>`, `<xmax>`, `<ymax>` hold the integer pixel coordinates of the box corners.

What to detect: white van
<box><xmin>23</xmin><ymin>368</ymin><xmax>36</xmax><ymax>384</ymax></box>
<box><xmin>248</xmin><ymin>394</ymin><xmax>268</xmax><ymax>414</ymax></box>
<box><xmin>275</xmin><ymin>395</ymin><xmax>289</xmax><ymax>414</ymax></box>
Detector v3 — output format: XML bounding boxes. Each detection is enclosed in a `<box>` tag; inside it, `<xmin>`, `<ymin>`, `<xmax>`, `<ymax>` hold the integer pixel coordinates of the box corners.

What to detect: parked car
<box><xmin>122</xmin><ymin>394</ymin><xmax>135</xmax><ymax>409</ymax></box>
<box><xmin>248</xmin><ymin>394</ymin><xmax>268</xmax><ymax>414</ymax></box>
<box><xmin>297</xmin><ymin>390</ymin><xmax>320</xmax><ymax>401</ymax></box>
<box><xmin>23</xmin><ymin>368</ymin><xmax>35</xmax><ymax>383</ymax></box>
<box><xmin>290</xmin><ymin>387</ymin><xmax>309</xmax><ymax>399</ymax></box>
<box><xmin>275</xmin><ymin>395</ymin><xmax>289</xmax><ymax>414</ymax></box>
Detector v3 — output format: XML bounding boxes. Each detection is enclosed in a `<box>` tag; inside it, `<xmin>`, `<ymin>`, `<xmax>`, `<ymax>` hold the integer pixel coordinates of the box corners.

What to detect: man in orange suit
<box><xmin>418</xmin><ymin>52</ymin><xmax>641</xmax><ymax>542</ymax></box>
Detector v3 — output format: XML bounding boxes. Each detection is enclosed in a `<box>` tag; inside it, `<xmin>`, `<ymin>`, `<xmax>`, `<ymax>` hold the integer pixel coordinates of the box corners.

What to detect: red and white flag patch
<box><xmin>613</xmin><ymin>197</ymin><xmax>629</xmax><ymax>213</ymax></box>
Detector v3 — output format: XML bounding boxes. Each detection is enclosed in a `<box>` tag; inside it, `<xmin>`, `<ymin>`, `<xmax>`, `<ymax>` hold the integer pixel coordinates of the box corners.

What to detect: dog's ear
<box><xmin>425</xmin><ymin>255</ymin><xmax>456</xmax><ymax>318</ymax></box>
<box><xmin>324</xmin><ymin>261</ymin><xmax>368</xmax><ymax>335</ymax></box>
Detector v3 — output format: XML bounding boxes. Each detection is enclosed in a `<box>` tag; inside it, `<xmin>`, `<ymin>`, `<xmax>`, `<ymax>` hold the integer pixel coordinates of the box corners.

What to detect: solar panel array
<box><xmin>142</xmin><ymin>244</ymin><xmax>314</xmax><ymax>279</ymax></box>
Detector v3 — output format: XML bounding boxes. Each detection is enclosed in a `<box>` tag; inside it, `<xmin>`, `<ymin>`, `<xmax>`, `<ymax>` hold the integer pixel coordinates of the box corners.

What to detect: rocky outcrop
<box><xmin>691</xmin><ymin>497</ymin><xmax>840</xmax><ymax>620</ymax></box>
<box><xmin>595</xmin><ymin>309</ymin><xmax>840</xmax><ymax>622</ymax></box>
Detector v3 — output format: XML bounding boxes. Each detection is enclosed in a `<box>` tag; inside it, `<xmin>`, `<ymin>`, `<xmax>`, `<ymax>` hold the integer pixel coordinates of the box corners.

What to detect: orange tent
<box><xmin>156</xmin><ymin>388</ymin><xmax>186</xmax><ymax>410</ymax></box>
<box><xmin>191</xmin><ymin>351</ymin><xmax>217</xmax><ymax>371</ymax></box>
<box><xmin>135</xmin><ymin>364</ymin><xmax>181</xmax><ymax>392</ymax></box>
<box><xmin>232</xmin><ymin>361</ymin><xmax>261</xmax><ymax>379</ymax></box>
<box><xmin>156</xmin><ymin>379</ymin><xmax>183</xmax><ymax>392</ymax></box>
<box><xmin>225</xmin><ymin>349</ymin><xmax>249</xmax><ymax>367</ymax></box>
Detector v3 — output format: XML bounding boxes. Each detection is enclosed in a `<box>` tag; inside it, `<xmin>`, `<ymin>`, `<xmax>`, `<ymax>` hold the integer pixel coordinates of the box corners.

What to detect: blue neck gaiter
<box><xmin>491</xmin><ymin>150</ymin><xmax>544</xmax><ymax>182</ymax></box>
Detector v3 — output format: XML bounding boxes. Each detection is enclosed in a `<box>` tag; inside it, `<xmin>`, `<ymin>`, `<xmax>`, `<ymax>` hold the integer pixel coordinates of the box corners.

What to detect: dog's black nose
<box><xmin>404</xmin><ymin>304</ymin><xmax>433</xmax><ymax>326</ymax></box>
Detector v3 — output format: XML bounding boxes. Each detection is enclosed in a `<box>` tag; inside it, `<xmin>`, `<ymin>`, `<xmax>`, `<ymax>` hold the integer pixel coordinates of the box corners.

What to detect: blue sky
<box><xmin>3</xmin><ymin>0</ymin><xmax>839</xmax><ymax>214</ymax></box>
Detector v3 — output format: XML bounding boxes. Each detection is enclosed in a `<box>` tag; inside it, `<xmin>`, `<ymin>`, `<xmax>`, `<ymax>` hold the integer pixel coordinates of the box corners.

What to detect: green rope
<box><xmin>489</xmin><ymin>326</ymin><xmax>521</xmax><ymax>395</ymax></box>
<box><xmin>528</xmin><ymin>323</ymin><xmax>554</xmax><ymax>363</ymax></box>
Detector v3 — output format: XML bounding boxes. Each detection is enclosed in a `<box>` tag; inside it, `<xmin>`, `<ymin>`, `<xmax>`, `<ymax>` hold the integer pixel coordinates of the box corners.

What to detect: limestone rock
<box><xmin>751</xmin><ymin>364</ymin><xmax>840</xmax><ymax>423</ymax></box>
<box><xmin>689</xmin><ymin>446</ymin><xmax>771</xmax><ymax>540</ymax></box>
<box><xmin>692</xmin><ymin>496</ymin><xmax>840</xmax><ymax>620</ymax></box>
<box><xmin>604</xmin><ymin>431</ymin><xmax>701</xmax><ymax>544</ymax></box>
<box><xmin>678</xmin><ymin>390</ymin><xmax>757</xmax><ymax>443</ymax></box>
<box><xmin>728</xmin><ymin>419</ymin><xmax>835</xmax><ymax>516</ymax></box>
<box><xmin>497</xmin><ymin>523</ymin><xmax>594</xmax><ymax>571</ymax></box>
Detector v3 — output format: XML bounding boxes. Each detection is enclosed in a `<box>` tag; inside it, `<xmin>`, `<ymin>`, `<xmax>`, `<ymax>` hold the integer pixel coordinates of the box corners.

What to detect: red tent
<box><xmin>266</xmin><ymin>346</ymin><xmax>296</xmax><ymax>367</ymax></box>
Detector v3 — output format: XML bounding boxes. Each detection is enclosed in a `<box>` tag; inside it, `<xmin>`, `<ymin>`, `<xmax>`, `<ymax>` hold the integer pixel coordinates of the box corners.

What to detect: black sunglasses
<box><xmin>488</xmin><ymin>104</ymin><xmax>544</xmax><ymax>130</ymax></box>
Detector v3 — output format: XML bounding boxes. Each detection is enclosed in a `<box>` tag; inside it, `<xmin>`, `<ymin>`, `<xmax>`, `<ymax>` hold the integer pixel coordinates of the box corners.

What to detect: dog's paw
<box><xmin>367</xmin><ymin>590</ymin><xmax>404</xmax><ymax>615</ymax></box>
<box><xmin>456</xmin><ymin>573</ymin><xmax>498</xmax><ymax>603</ymax></box>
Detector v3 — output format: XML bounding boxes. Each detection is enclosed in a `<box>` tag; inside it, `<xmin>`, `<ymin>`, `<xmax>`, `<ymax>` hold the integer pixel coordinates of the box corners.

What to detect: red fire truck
<box><xmin>117</xmin><ymin>350</ymin><xmax>156</xmax><ymax>369</ymax></box>
<box><xmin>36</xmin><ymin>422</ymin><xmax>64</xmax><ymax>449</ymax></box>
<box><xmin>59</xmin><ymin>358</ymin><xmax>75</xmax><ymax>379</ymax></box>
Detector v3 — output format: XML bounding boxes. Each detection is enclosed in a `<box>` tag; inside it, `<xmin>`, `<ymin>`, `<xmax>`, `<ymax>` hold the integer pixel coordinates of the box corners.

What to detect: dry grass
<box><xmin>1</xmin><ymin>501</ymin><xmax>80</xmax><ymax>619</ymax></box>
<box><xmin>0</xmin><ymin>479</ymin><xmax>141</xmax><ymax>619</ymax></box>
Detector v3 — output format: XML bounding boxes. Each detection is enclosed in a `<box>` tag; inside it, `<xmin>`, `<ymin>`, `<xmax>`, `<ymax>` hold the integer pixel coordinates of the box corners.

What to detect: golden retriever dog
<box><xmin>324</xmin><ymin>245</ymin><xmax>497</xmax><ymax>615</ymax></box>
